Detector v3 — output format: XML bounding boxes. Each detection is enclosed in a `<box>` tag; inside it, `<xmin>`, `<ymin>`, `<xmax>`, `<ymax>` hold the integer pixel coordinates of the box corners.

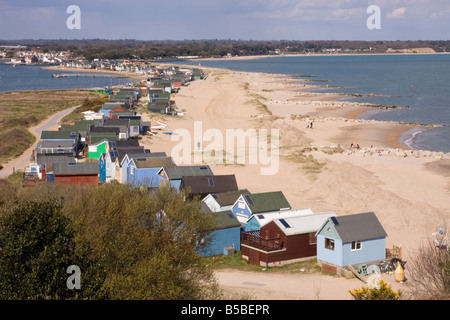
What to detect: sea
<box><xmin>180</xmin><ymin>54</ymin><xmax>450</xmax><ymax>153</ymax></box>
<box><xmin>0</xmin><ymin>60</ymin><xmax>133</xmax><ymax>93</ymax></box>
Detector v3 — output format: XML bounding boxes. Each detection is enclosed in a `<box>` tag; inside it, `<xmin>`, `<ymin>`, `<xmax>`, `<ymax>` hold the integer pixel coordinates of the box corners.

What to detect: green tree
<box><xmin>0</xmin><ymin>200</ymin><xmax>108</xmax><ymax>300</ymax></box>
<box><xmin>62</xmin><ymin>184</ymin><xmax>221</xmax><ymax>300</ymax></box>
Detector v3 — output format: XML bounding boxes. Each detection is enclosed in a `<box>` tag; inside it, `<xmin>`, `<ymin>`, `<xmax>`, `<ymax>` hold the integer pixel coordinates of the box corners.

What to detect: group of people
<box><xmin>350</xmin><ymin>143</ymin><xmax>360</xmax><ymax>149</ymax></box>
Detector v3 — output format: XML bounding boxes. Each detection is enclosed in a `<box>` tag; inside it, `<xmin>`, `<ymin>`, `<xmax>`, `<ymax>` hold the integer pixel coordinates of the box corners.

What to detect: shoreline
<box><xmin>2</xmin><ymin>61</ymin><xmax>449</xmax><ymax>299</ymax></box>
<box><xmin>39</xmin><ymin>65</ymin><xmax>145</xmax><ymax>80</ymax></box>
<box><xmin>174</xmin><ymin>62</ymin><xmax>448</xmax><ymax>153</ymax></box>
<box><xmin>189</xmin><ymin>51</ymin><xmax>450</xmax><ymax>62</ymax></box>
<box><xmin>139</xmin><ymin>68</ymin><xmax>450</xmax><ymax>262</ymax></box>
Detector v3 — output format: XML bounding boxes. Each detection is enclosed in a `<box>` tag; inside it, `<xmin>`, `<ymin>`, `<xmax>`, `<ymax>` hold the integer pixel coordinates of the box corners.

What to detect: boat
<box><xmin>51</xmin><ymin>73</ymin><xmax>68</xmax><ymax>78</ymax></box>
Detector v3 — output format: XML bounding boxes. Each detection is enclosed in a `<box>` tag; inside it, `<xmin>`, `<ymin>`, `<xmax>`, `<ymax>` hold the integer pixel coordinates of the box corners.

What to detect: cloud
<box><xmin>387</xmin><ymin>7</ymin><xmax>407</xmax><ymax>19</ymax></box>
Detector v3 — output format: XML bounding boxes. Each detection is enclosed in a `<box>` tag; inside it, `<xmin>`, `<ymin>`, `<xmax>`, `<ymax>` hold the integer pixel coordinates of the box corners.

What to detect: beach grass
<box><xmin>60</xmin><ymin>95</ymin><xmax>109</xmax><ymax>124</ymax></box>
<box><xmin>0</xmin><ymin>127</ymin><xmax>35</xmax><ymax>164</ymax></box>
<box><xmin>0</xmin><ymin>89</ymin><xmax>107</xmax><ymax>129</ymax></box>
<box><xmin>285</xmin><ymin>150</ymin><xmax>326</xmax><ymax>177</ymax></box>
<box><xmin>0</xmin><ymin>89</ymin><xmax>107</xmax><ymax>164</ymax></box>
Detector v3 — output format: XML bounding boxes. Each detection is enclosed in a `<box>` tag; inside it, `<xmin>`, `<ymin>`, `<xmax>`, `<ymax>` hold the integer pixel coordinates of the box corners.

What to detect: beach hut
<box><xmin>119</xmin><ymin>151</ymin><xmax>165</xmax><ymax>184</ymax></box>
<box><xmin>231</xmin><ymin>191</ymin><xmax>291</xmax><ymax>227</ymax></box>
<box><xmin>180</xmin><ymin>174</ymin><xmax>239</xmax><ymax>200</ymax></box>
<box><xmin>128</xmin><ymin>156</ymin><xmax>175</xmax><ymax>188</ymax></box>
<box><xmin>202</xmin><ymin>189</ymin><xmax>250</xmax><ymax>213</ymax></box>
<box><xmin>157</xmin><ymin>165</ymin><xmax>214</xmax><ymax>190</ymax></box>
<box><xmin>87</xmin><ymin>139</ymin><xmax>108</xmax><ymax>159</ymax></box>
<box><xmin>315</xmin><ymin>212</ymin><xmax>388</xmax><ymax>274</ymax></box>
<box><xmin>244</xmin><ymin>208</ymin><xmax>314</xmax><ymax>232</ymax></box>
<box><xmin>241</xmin><ymin>211</ymin><xmax>337</xmax><ymax>267</ymax></box>
<box><xmin>50</xmin><ymin>162</ymin><xmax>99</xmax><ymax>186</ymax></box>
<box><xmin>198</xmin><ymin>210</ymin><xmax>242</xmax><ymax>257</ymax></box>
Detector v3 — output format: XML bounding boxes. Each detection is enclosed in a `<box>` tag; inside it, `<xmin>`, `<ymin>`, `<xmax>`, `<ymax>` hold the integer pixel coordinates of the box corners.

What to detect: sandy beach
<box><xmin>136</xmin><ymin>65</ymin><xmax>450</xmax><ymax>299</ymax></box>
<box><xmin>3</xmin><ymin>62</ymin><xmax>448</xmax><ymax>299</ymax></box>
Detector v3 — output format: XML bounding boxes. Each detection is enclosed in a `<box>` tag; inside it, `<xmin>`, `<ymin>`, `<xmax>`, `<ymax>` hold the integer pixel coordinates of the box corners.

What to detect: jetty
<box><xmin>51</xmin><ymin>73</ymin><xmax>112</xmax><ymax>78</ymax></box>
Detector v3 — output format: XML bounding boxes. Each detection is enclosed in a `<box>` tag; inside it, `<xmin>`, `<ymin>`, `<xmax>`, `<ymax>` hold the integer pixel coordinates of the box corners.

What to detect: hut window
<box><xmin>325</xmin><ymin>238</ymin><xmax>334</xmax><ymax>251</ymax></box>
<box><xmin>351</xmin><ymin>240</ymin><xmax>362</xmax><ymax>251</ymax></box>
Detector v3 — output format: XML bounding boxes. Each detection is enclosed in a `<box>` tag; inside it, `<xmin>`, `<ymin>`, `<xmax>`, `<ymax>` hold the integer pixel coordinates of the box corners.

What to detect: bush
<box><xmin>349</xmin><ymin>280</ymin><xmax>402</xmax><ymax>300</ymax></box>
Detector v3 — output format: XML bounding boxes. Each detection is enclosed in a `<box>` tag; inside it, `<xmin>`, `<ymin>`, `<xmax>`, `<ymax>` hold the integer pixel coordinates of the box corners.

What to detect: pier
<box><xmin>51</xmin><ymin>73</ymin><xmax>113</xmax><ymax>78</ymax></box>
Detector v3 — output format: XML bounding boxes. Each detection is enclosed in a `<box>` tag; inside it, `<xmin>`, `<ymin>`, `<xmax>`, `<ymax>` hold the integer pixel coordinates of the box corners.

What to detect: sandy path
<box><xmin>214</xmin><ymin>268</ymin><xmax>410</xmax><ymax>300</ymax></box>
<box><xmin>0</xmin><ymin>106</ymin><xmax>78</xmax><ymax>178</ymax></box>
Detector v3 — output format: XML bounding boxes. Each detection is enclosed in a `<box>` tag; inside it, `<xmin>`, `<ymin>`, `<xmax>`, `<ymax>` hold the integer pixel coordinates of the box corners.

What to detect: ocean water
<box><xmin>180</xmin><ymin>54</ymin><xmax>450</xmax><ymax>153</ymax></box>
<box><xmin>0</xmin><ymin>60</ymin><xmax>133</xmax><ymax>93</ymax></box>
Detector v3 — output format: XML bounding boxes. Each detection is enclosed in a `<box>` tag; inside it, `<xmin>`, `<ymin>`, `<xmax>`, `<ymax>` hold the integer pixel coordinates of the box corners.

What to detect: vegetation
<box><xmin>285</xmin><ymin>150</ymin><xmax>326</xmax><ymax>176</ymax></box>
<box><xmin>0</xmin><ymin>127</ymin><xmax>35</xmax><ymax>163</ymax></box>
<box><xmin>0</xmin><ymin>90</ymin><xmax>104</xmax><ymax>130</ymax></box>
<box><xmin>0</xmin><ymin>89</ymin><xmax>106</xmax><ymax>165</ymax></box>
<box><xmin>349</xmin><ymin>280</ymin><xmax>402</xmax><ymax>300</ymax></box>
<box><xmin>2</xmin><ymin>39</ymin><xmax>449</xmax><ymax>60</ymax></box>
<box><xmin>407</xmin><ymin>238</ymin><xmax>450</xmax><ymax>299</ymax></box>
<box><xmin>0</xmin><ymin>199</ymin><xmax>108</xmax><ymax>299</ymax></box>
<box><xmin>0</xmin><ymin>39</ymin><xmax>443</xmax><ymax>60</ymax></box>
<box><xmin>60</xmin><ymin>95</ymin><xmax>109</xmax><ymax>124</ymax></box>
<box><xmin>0</xmin><ymin>183</ymin><xmax>221</xmax><ymax>300</ymax></box>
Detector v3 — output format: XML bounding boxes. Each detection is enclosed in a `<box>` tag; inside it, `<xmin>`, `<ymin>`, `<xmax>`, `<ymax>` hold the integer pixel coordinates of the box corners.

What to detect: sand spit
<box><xmin>137</xmin><ymin>67</ymin><xmax>449</xmax><ymax>299</ymax></box>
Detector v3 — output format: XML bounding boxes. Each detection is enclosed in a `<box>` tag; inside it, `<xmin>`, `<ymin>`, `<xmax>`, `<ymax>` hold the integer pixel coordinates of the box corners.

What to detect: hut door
<box><xmin>249</xmin><ymin>250</ymin><xmax>259</xmax><ymax>265</ymax></box>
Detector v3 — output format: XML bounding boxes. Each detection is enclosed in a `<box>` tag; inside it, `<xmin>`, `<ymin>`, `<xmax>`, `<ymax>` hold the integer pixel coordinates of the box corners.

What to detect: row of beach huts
<box><xmin>22</xmin><ymin>65</ymin><xmax>394</xmax><ymax>278</ymax></box>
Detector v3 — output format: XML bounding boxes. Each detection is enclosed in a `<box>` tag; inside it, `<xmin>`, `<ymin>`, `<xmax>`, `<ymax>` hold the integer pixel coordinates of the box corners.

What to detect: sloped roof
<box><xmin>36</xmin><ymin>140</ymin><xmax>74</xmax><ymax>149</ymax></box>
<box><xmin>212</xmin><ymin>210</ymin><xmax>241</xmax><ymax>230</ymax></box>
<box><xmin>209</xmin><ymin>189</ymin><xmax>250</xmax><ymax>207</ymax></box>
<box><xmin>244</xmin><ymin>191</ymin><xmax>291</xmax><ymax>214</ymax></box>
<box><xmin>40</xmin><ymin>130</ymin><xmax>77</xmax><ymax>140</ymax></box>
<box><xmin>330</xmin><ymin>212</ymin><xmax>387</xmax><ymax>243</ymax></box>
<box><xmin>109</xmin><ymin>139</ymin><xmax>140</xmax><ymax>149</ymax></box>
<box><xmin>163</xmin><ymin>165</ymin><xmax>213</xmax><ymax>180</ymax></box>
<box><xmin>180</xmin><ymin>175</ymin><xmax>238</xmax><ymax>195</ymax></box>
<box><xmin>52</xmin><ymin>162</ymin><xmax>99</xmax><ymax>175</ymax></box>
<box><xmin>250</xmin><ymin>208</ymin><xmax>314</xmax><ymax>228</ymax></box>
<box><xmin>89</xmin><ymin>126</ymin><xmax>120</xmax><ymax>133</ymax></box>
<box><xmin>133</xmin><ymin>156</ymin><xmax>175</xmax><ymax>169</ymax></box>
<box><xmin>119</xmin><ymin>151</ymin><xmax>166</xmax><ymax>165</ymax></box>
<box><xmin>272</xmin><ymin>211</ymin><xmax>337</xmax><ymax>236</ymax></box>
<box><xmin>36</xmin><ymin>153</ymin><xmax>76</xmax><ymax>166</ymax></box>
<box><xmin>110</xmin><ymin>147</ymin><xmax>146</xmax><ymax>162</ymax></box>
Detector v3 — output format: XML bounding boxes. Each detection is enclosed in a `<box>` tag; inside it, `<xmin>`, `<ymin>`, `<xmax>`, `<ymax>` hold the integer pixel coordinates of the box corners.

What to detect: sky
<box><xmin>0</xmin><ymin>0</ymin><xmax>449</xmax><ymax>41</ymax></box>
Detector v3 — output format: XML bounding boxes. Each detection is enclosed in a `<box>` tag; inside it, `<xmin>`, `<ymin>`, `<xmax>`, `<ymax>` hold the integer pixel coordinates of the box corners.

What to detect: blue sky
<box><xmin>0</xmin><ymin>0</ymin><xmax>449</xmax><ymax>40</ymax></box>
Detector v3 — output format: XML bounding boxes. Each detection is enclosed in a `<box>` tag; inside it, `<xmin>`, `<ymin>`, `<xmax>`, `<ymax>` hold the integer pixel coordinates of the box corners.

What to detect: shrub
<box><xmin>349</xmin><ymin>280</ymin><xmax>402</xmax><ymax>300</ymax></box>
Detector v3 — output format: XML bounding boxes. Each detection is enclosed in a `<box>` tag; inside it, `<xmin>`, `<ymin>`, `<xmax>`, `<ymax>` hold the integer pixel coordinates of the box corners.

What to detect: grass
<box><xmin>0</xmin><ymin>89</ymin><xmax>107</xmax><ymax>164</ymax></box>
<box><xmin>0</xmin><ymin>89</ymin><xmax>107</xmax><ymax>129</ymax></box>
<box><xmin>204</xmin><ymin>252</ymin><xmax>322</xmax><ymax>274</ymax></box>
<box><xmin>6</xmin><ymin>170</ymin><xmax>25</xmax><ymax>189</ymax></box>
<box><xmin>321</xmin><ymin>146</ymin><xmax>345</xmax><ymax>155</ymax></box>
<box><xmin>0</xmin><ymin>127</ymin><xmax>36</xmax><ymax>163</ymax></box>
<box><xmin>60</xmin><ymin>95</ymin><xmax>109</xmax><ymax>124</ymax></box>
<box><xmin>285</xmin><ymin>150</ymin><xmax>326</xmax><ymax>176</ymax></box>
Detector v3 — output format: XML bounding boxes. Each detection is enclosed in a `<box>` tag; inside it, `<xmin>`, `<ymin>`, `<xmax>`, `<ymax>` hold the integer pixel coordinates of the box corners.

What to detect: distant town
<box><xmin>1</xmin><ymin>39</ymin><xmax>449</xmax><ymax>66</ymax></box>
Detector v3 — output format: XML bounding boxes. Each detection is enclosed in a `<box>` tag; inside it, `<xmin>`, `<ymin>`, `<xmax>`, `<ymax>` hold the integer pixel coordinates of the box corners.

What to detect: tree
<box><xmin>61</xmin><ymin>184</ymin><xmax>221</xmax><ymax>300</ymax></box>
<box><xmin>407</xmin><ymin>237</ymin><xmax>450</xmax><ymax>299</ymax></box>
<box><xmin>0</xmin><ymin>200</ymin><xmax>108</xmax><ymax>300</ymax></box>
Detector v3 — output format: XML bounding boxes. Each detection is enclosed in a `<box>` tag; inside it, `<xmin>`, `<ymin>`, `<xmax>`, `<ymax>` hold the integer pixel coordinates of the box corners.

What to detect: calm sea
<box><xmin>180</xmin><ymin>54</ymin><xmax>450</xmax><ymax>153</ymax></box>
<box><xmin>0</xmin><ymin>60</ymin><xmax>133</xmax><ymax>93</ymax></box>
